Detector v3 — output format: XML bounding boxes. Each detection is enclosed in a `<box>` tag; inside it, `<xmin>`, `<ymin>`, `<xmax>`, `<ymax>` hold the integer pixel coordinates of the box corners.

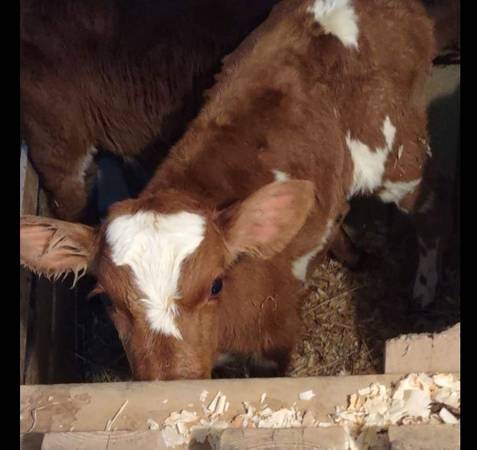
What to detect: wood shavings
<box><xmin>161</xmin><ymin>425</ymin><xmax>188</xmax><ymax>448</ymax></box>
<box><xmin>332</xmin><ymin>373</ymin><xmax>460</xmax><ymax>433</ymax></box>
<box><xmin>299</xmin><ymin>390</ymin><xmax>316</xmax><ymax>401</ymax></box>
<box><xmin>157</xmin><ymin>372</ymin><xmax>459</xmax><ymax>448</ymax></box>
<box><xmin>302</xmin><ymin>410</ymin><xmax>316</xmax><ymax>427</ymax></box>
<box><xmin>257</xmin><ymin>408</ymin><xmax>303</xmax><ymax>428</ymax></box>
<box><xmin>260</xmin><ymin>393</ymin><xmax>267</xmax><ymax>404</ymax></box>
<box><xmin>162</xmin><ymin>399</ymin><xmax>169</xmax><ymax>404</ymax></box>
<box><xmin>433</xmin><ymin>374</ymin><xmax>460</xmax><ymax>390</ymax></box>
<box><xmin>105</xmin><ymin>400</ymin><xmax>128</xmax><ymax>431</ymax></box>
<box><xmin>214</xmin><ymin>394</ymin><xmax>227</xmax><ymax>416</ymax></box>
<box><xmin>207</xmin><ymin>391</ymin><xmax>223</xmax><ymax>413</ymax></box>
<box><xmin>147</xmin><ymin>418</ymin><xmax>159</xmax><ymax>430</ymax></box>
<box><xmin>232</xmin><ymin>402</ymin><xmax>305</xmax><ymax>429</ymax></box>
<box><xmin>161</xmin><ymin>410</ymin><xmax>199</xmax><ymax>448</ymax></box>
<box><xmin>439</xmin><ymin>407</ymin><xmax>458</xmax><ymax>424</ymax></box>
<box><xmin>317</xmin><ymin>421</ymin><xmax>333</xmax><ymax>427</ymax></box>
<box><xmin>199</xmin><ymin>390</ymin><xmax>209</xmax><ymax>403</ymax></box>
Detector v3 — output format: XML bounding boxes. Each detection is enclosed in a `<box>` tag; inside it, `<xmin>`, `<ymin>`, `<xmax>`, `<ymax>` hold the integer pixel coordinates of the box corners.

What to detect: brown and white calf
<box><xmin>21</xmin><ymin>0</ymin><xmax>279</xmax><ymax>220</ymax></box>
<box><xmin>21</xmin><ymin>0</ymin><xmax>442</xmax><ymax>380</ymax></box>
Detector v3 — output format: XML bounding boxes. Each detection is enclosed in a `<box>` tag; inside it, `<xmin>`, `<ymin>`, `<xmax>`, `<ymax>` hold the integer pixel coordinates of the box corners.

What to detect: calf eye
<box><xmin>210</xmin><ymin>278</ymin><xmax>223</xmax><ymax>296</ymax></box>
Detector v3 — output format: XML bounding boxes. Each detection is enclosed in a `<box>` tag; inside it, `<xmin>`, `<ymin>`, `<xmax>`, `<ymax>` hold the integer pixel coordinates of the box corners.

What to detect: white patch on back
<box><xmin>308</xmin><ymin>0</ymin><xmax>359</xmax><ymax>48</ymax></box>
<box><xmin>382</xmin><ymin>116</ymin><xmax>396</xmax><ymax>150</ymax></box>
<box><xmin>272</xmin><ymin>170</ymin><xmax>290</xmax><ymax>182</ymax></box>
<box><xmin>292</xmin><ymin>219</ymin><xmax>334</xmax><ymax>281</ymax></box>
<box><xmin>379</xmin><ymin>178</ymin><xmax>421</xmax><ymax>205</ymax></box>
<box><xmin>106</xmin><ymin>211</ymin><xmax>206</xmax><ymax>339</ymax></box>
<box><xmin>413</xmin><ymin>238</ymin><xmax>439</xmax><ymax>308</ymax></box>
<box><xmin>347</xmin><ymin>116</ymin><xmax>396</xmax><ymax>197</ymax></box>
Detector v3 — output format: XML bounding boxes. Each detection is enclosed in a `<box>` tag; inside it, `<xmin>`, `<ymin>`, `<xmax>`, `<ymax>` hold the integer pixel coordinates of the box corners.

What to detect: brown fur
<box><xmin>422</xmin><ymin>0</ymin><xmax>460</xmax><ymax>53</ymax></box>
<box><xmin>145</xmin><ymin>0</ymin><xmax>437</xmax><ymax>260</ymax></box>
<box><xmin>21</xmin><ymin>0</ymin><xmax>280</xmax><ymax>220</ymax></box>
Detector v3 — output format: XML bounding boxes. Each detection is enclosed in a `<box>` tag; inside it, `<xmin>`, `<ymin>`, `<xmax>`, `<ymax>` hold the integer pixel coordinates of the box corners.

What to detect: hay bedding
<box><xmin>71</xmin><ymin>189</ymin><xmax>459</xmax><ymax>382</ymax></box>
<box><xmin>288</xmin><ymin>197</ymin><xmax>460</xmax><ymax>377</ymax></box>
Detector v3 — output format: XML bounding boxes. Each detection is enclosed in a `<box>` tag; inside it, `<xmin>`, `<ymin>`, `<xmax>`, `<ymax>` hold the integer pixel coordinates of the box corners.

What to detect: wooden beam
<box><xmin>20</xmin><ymin>432</ymin><xmax>44</xmax><ymax>450</ymax></box>
<box><xmin>20</xmin><ymin>374</ymin><xmax>439</xmax><ymax>434</ymax></box>
<box><xmin>41</xmin><ymin>431</ymin><xmax>164</xmax><ymax>450</ymax></box>
<box><xmin>22</xmin><ymin>425</ymin><xmax>460</xmax><ymax>450</ymax></box>
<box><xmin>218</xmin><ymin>427</ymin><xmax>346</xmax><ymax>450</ymax></box>
<box><xmin>20</xmin><ymin>143</ymin><xmax>39</xmax><ymax>216</ymax></box>
<box><xmin>385</xmin><ymin>323</ymin><xmax>460</xmax><ymax>374</ymax></box>
<box><xmin>24</xmin><ymin>192</ymin><xmax>56</xmax><ymax>385</ymax></box>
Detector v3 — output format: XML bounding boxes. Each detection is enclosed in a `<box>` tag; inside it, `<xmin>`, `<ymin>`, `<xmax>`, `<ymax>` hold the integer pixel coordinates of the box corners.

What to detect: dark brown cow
<box><xmin>21</xmin><ymin>0</ymin><xmax>441</xmax><ymax>380</ymax></box>
<box><xmin>21</xmin><ymin>0</ymin><xmax>280</xmax><ymax>220</ymax></box>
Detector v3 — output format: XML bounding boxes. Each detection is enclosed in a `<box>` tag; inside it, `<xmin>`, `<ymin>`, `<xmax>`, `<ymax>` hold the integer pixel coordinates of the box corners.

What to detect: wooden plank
<box><xmin>20</xmin><ymin>142</ymin><xmax>39</xmax><ymax>216</ymax></box>
<box><xmin>20</xmin><ymin>374</ymin><xmax>458</xmax><ymax>434</ymax></box>
<box><xmin>388</xmin><ymin>424</ymin><xmax>460</xmax><ymax>450</ymax></box>
<box><xmin>49</xmin><ymin>281</ymin><xmax>80</xmax><ymax>384</ymax></box>
<box><xmin>218</xmin><ymin>427</ymin><xmax>346</xmax><ymax>450</ymax></box>
<box><xmin>28</xmin><ymin>425</ymin><xmax>461</xmax><ymax>450</ymax></box>
<box><xmin>20</xmin><ymin>433</ymin><xmax>44</xmax><ymax>450</ymax></box>
<box><xmin>41</xmin><ymin>431</ymin><xmax>164</xmax><ymax>450</ymax></box>
<box><xmin>20</xmin><ymin>143</ymin><xmax>39</xmax><ymax>384</ymax></box>
<box><xmin>385</xmin><ymin>324</ymin><xmax>460</xmax><ymax>374</ymax></box>
<box><xmin>24</xmin><ymin>191</ymin><xmax>55</xmax><ymax>385</ymax></box>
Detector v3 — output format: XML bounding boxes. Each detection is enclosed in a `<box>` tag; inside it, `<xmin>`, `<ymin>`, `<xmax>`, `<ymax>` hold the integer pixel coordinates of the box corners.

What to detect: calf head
<box><xmin>20</xmin><ymin>180</ymin><xmax>315</xmax><ymax>380</ymax></box>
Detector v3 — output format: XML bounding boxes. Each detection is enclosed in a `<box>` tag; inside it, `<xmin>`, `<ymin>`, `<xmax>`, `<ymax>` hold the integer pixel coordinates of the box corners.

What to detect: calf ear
<box><xmin>217</xmin><ymin>180</ymin><xmax>315</xmax><ymax>259</ymax></box>
<box><xmin>20</xmin><ymin>215</ymin><xmax>98</xmax><ymax>285</ymax></box>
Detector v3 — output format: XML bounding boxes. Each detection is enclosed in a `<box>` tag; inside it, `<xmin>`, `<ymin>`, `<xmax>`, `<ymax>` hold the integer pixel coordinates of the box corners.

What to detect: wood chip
<box><xmin>439</xmin><ymin>407</ymin><xmax>458</xmax><ymax>424</ymax></box>
<box><xmin>299</xmin><ymin>390</ymin><xmax>316</xmax><ymax>401</ymax></box>
<box><xmin>105</xmin><ymin>400</ymin><xmax>128</xmax><ymax>431</ymax></box>
<box><xmin>207</xmin><ymin>391</ymin><xmax>222</xmax><ymax>414</ymax></box>
<box><xmin>147</xmin><ymin>418</ymin><xmax>159</xmax><ymax>431</ymax></box>
<box><xmin>200</xmin><ymin>390</ymin><xmax>209</xmax><ymax>403</ymax></box>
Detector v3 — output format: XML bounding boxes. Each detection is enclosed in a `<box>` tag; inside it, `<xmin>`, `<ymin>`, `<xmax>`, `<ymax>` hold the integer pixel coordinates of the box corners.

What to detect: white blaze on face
<box><xmin>413</xmin><ymin>238</ymin><xmax>439</xmax><ymax>308</ymax></box>
<box><xmin>308</xmin><ymin>0</ymin><xmax>359</xmax><ymax>48</ymax></box>
<box><xmin>292</xmin><ymin>219</ymin><xmax>334</xmax><ymax>281</ymax></box>
<box><xmin>347</xmin><ymin>116</ymin><xmax>396</xmax><ymax>198</ymax></box>
<box><xmin>106</xmin><ymin>210</ymin><xmax>206</xmax><ymax>339</ymax></box>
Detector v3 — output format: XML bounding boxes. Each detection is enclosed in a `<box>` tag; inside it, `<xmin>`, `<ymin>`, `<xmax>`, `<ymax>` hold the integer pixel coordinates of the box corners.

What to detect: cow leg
<box><xmin>25</xmin><ymin>121</ymin><xmax>96</xmax><ymax>221</ymax></box>
<box><xmin>395</xmin><ymin>184</ymin><xmax>446</xmax><ymax>309</ymax></box>
<box><xmin>378</xmin><ymin>139</ymin><xmax>446</xmax><ymax>308</ymax></box>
